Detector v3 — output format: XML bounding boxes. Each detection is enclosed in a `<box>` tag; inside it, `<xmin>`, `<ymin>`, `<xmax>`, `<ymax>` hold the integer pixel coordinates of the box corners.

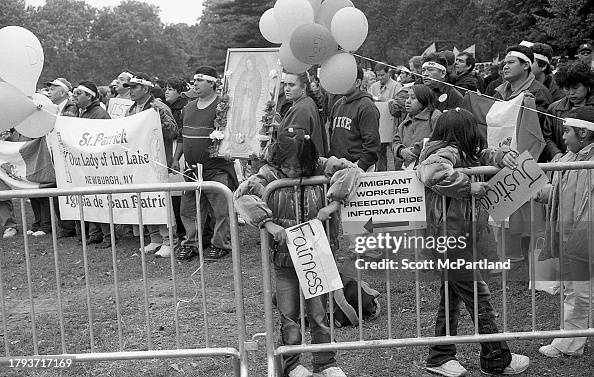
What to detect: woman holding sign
<box><xmin>536</xmin><ymin>107</ymin><xmax>594</xmax><ymax>358</ymax></box>
<box><xmin>234</xmin><ymin>129</ymin><xmax>359</xmax><ymax>377</ymax></box>
<box><xmin>417</xmin><ymin>108</ymin><xmax>530</xmax><ymax>376</ymax></box>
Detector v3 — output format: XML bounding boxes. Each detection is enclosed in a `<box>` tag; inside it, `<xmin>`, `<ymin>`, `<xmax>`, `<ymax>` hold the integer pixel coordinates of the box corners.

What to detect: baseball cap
<box><xmin>578</xmin><ymin>43</ymin><xmax>593</xmax><ymax>53</ymax></box>
<box><xmin>45</xmin><ymin>78</ymin><xmax>72</xmax><ymax>92</ymax></box>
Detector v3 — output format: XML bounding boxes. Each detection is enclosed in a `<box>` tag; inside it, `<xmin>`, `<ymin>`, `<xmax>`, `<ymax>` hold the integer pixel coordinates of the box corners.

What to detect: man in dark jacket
<box><xmin>453</xmin><ymin>51</ymin><xmax>478</xmax><ymax>95</ymax></box>
<box><xmin>124</xmin><ymin>73</ymin><xmax>179</xmax><ymax>258</ymax></box>
<box><xmin>328</xmin><ymin>66</ymin><xmax>380</xmax><ymax>171</ymax></box>
<box><xmin>422</xmin><ymin>53</ymin><xmax>464</xmax><ymax>111</ymax></box>
<box><xmin>72</xmin><ymin>81</ymin><xmax>113</xmax><ymax>247</ymax></box>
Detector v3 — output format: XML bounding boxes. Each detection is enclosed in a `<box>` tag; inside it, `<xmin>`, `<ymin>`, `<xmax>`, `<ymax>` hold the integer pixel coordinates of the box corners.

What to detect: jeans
<box><xmin>181</xmin><ymin>172</ymin><xmax>231</xmax><ymax>251</ymax></box>
<box><xmin>0</xmin><ymin>200</ymin><xmax>18</xmax><ymax>229</ymax></box>
<box><xmin>275</xmin><ymin>264</ymin><xmax>336</xmax><ymax>375</ymax></box>
<box><xmin>375</xmin><ymin>142</ymin><xmax>390</xmax><ymax>172</ymax></box>
<box><xmin>30</xmin><ymin>197</ymin><xmax>52</xmax><ymax>233</ymax></box>
<box><xmin>426</xmin><ymin>240</ymin><xmax>512</xmax><ymax>374</ymax></box>
<box><xmin>88</xmin><ymin>222</ymin><xmax>112</xmax><ymax>241</ymax></box>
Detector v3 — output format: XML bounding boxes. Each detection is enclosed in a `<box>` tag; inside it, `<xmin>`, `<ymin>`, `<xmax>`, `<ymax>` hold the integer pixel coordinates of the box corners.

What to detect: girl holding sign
<box><xmin>417</xmin><ymin>108</ymin><xmax>530</xmax><ymax>376</ymax></box>
<box><xmin>536</xmin><ymin>107</ymin><xmax>594</xmax><ymax>358</ymax></box>
<box><xmin>234</xmin><ymin>129</ymin><xmax>360</xmax><ymax>377</ymax></box>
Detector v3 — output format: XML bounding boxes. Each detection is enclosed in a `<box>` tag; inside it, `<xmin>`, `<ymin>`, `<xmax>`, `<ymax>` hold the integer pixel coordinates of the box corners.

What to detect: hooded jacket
<box><xmin>234</xmin><ymin>156</ymin><xmax>360</xmax><ymax>268</ymax></box>
<box><xmin>329</xmin><ymin>89</ymin><xmax>380</xmax><ymax>171</ymax></box>
<box><xmin>453</xmin><ymin>71</ymin><xmax>478</xmax><ymax>95</ymax></box>
<box><xmin>535</xmin><ymin>143</ymin><xmax>594</xmax><ymax>279</ymax></box>
<box><xmin>280</xmin><ymin>96</ymin><xmax>326</xmax><ymax>156</ymax></box>
<box><xmin>417</xmin><ymin>141</ymin><xmax>509</xmax><ymax>238</ymax></box>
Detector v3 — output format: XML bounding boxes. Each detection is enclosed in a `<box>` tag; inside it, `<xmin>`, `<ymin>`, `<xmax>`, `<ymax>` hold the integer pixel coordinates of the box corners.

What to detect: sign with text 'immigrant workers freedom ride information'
<box><xmin>341</xmin><ymin>171</ymin><xmax>427</xmax><ymax>235</ymax></box>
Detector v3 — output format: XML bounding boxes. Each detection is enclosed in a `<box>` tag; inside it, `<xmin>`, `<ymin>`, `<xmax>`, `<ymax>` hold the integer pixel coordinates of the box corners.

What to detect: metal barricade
<box><xmin>0</xmin><ymin>182</ymin><xmax>248</xmax><ymax>376</ymax></box>
<box><xmin>260</xmin><ymin>161</ymin><xmax>594</xmax><ymax>377</ymax></box>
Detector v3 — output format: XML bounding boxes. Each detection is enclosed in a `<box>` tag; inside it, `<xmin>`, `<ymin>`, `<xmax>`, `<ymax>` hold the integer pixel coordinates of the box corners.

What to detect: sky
<box><xmin>25</xmin><ymin>0</ymin><xmax>204</xmax><ymax>25</ymax></box>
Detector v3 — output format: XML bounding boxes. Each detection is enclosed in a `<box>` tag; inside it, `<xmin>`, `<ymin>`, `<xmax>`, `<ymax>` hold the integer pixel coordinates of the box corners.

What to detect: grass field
<box><xmin>0</xmin><ymin>202</ymin><xmax>592</xmax><ymax>377</ymax></box>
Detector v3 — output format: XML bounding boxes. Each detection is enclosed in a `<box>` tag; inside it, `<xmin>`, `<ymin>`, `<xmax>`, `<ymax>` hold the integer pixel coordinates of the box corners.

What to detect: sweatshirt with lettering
<box><xmin>329</xmin><ymin>89</ymin><xmax>380</xmax><ymax>171</ymax></box>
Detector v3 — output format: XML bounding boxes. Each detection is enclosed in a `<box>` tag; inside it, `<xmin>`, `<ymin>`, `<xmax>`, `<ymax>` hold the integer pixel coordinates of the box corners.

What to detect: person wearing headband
<box><xmin>421</xmin><ymin>53</ymin><xmax>464</xmax><ymax>112</ymax></box>
<box><xmin>531</xmin><ymin>43</ymin><xmax>563</xmax><ymax>102</ymax></box>
<box><xmin>172</xmin><ymin>65</ymin><xmax>238</xmax><ymax>262</ymax></box>
<box><xmin>115</xmin><ymin>71</ymin><xmax>133</xmax><ymax>100</ymax></box>
<box><xmin>123</xmin><ymin>72</ymin><xmax>180</xmax><ymax>257</ymax></box>
<box><xmin>72</xmin><ymin>80</ymin><xmax>113</xmax><ymax>247</ymax></box>
<box><xmin>491</xmin><ymin>44</ymin><xmax>554</xmax><ymax>272</ymax></box>
<box><xmin>534</xmin><ymin>106</ymin><xmax>594</xmax><ymax>359</ymax></box>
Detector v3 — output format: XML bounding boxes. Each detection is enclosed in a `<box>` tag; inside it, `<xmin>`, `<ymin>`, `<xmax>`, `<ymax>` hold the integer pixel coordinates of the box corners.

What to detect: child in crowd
<box><xmin>234</xmin><ymin>128</ymin><xmax>360</xmax><ymax>377</ymax></box>
<box><xmin>392</xmin><ymin>84</ymin><xmax>442</xmax><ymax>169</ymax></box>
<box><xmin>417</xmin><ymin>108</ymin><xmax>530</xmax><ymax>376</ymax></box>
<box><xmin>536</xmin><ymin>107</ymin><xmax>594</xmax><ymax>358</ymax></box>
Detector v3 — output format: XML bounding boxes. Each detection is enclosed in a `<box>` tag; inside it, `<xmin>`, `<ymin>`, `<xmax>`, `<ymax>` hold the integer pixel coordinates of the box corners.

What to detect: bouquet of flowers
<box><xmin>208</xmin><ymin>93</ymin><xmax>230</xmax><ymax>157</ymax></box>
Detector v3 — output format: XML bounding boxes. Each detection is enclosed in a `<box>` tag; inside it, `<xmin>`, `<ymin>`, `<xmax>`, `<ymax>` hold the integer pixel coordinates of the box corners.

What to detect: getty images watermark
<box><xmin>354</xmin><ymin>232</ymin><xmax>511</xmax><ymax>271</ymax></box>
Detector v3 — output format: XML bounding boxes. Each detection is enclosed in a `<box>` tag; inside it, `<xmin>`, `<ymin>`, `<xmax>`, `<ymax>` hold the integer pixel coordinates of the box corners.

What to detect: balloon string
<box><xmin>348</xmin><ymin>51</ymin><xmax>566</xmax><ymax>122</ymax></box>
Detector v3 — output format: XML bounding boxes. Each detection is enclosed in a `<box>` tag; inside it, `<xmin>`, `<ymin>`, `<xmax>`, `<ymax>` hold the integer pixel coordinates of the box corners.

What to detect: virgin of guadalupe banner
<box><xmin>220</xmin><ymin>48</ymin><xmax>281</xmax><ymax>158</ymax></box>
<box><xmin>51</xmin><ymin>110</ymin><xmax>169</xmax><ymax>224</ymax></box>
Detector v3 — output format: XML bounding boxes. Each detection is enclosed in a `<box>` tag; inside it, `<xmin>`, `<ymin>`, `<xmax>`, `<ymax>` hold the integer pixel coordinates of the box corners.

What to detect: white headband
<box><xmin>193</xmin><ymin>73</ymin><xmax>218</xmax><ymax>82</ymax></box>
<box><xmin>564</xmin><ymin>117</ymin><xmax>594</xmax><ymax>132</ymax></box>
<box><xmin>50</xmin><ymin>80</ymin><xmax>70</xmax><ymax>93</ymax></box>
<box><xmin>75</xmin><ymin>85</ymin><xmax>96</xmax><ymax>98</ymax></box>
<box><xmin>422</xmin><ymin>61</ymin><xmax>447</xmax><ymax>72</ymax></box>
<box><xmin>119</xmin><ymin>72</ymin><xmax>133</xmax><ymax>79</ymax></box>
<box><xmin>506</xmin><ymin>51</ymin><xmax>532</xmax><ymax>65</ymax></box>
<box><xmin>129</xmin><ymin>77</ymin><xmax>154</xmax><ymax>87</ymax></box>
<box><xmin>533</xmin><ymin>53</ymin><xmax>550</xmax><ymax>64</ymax></box>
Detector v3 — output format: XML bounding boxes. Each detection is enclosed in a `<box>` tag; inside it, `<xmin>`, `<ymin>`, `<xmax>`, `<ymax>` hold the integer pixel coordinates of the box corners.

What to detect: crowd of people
<box><xmin>1</xmin><ymin>40</ymin><xmax>594</xmax><ymax>377</ymax></box>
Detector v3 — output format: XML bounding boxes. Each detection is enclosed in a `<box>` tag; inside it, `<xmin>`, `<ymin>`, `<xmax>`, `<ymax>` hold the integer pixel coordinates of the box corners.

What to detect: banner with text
<box><xmin>107</xmin><ymin>97</ymin><xmax>134</xmax><ymax>119</ymax></box>
<box><xmin>285</xmin><ymin>219</ymin><xmax>343</xmax><ymax>299</ymax></box>
<box><xmin>478</xmin><ymin>151</ymin><xmax>548</xmax><ymax>222</ymax></box>
<box><xmin>51</xmin><ymin>110</ymin><xmax>169</xmax><ymax>224</ymax></box>
<box><xmin>341</xmin><ymin>170</ymin><xmax>427</xmax><ymax>235</ymax></box>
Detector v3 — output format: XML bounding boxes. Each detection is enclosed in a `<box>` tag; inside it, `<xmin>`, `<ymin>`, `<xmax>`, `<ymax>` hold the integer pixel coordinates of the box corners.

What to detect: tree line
<box><xmin>1</xmin><ymin>0</ymin><xmax>592</xmax><ymax>85</ymax></box>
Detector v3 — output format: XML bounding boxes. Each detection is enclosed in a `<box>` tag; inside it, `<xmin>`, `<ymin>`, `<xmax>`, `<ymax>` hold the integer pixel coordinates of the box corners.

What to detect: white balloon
<box><xmin>319</xmin><ymin>53</ymin><xmax>357</xmax><ymax>94</ymax></box>
<box><xmin>273</xmin><ymin>0</ymin><xmax>314</xmax><ymax>42</ymax></box>
<box><xmin>259</xmin><ymin>8</ymin><xmax>283</xmax><ymax>44</ymax></box>
<box><xmin>0</xmin><ymin>81</ymin><xmax>38</xmax><ymax>133</ymax></box>
<box><xmin>15</xmin><ymin>93</ymin><xmax>58</xmax><ymax>138</ymax></box>
<box><xmin>331</xmin><ymin>7</ymin><xmax>368</xmax><ymax>52</ymax></box>
<box><xmin>0</xmin><ymin>26</ymin><xmax>44</xmax><ymax>96</ymax></box>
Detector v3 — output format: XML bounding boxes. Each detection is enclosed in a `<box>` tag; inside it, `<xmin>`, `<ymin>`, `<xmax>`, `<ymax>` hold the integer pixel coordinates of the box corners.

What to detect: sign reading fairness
<box><xmin>285</xmin><ymin>219</ymin><xmax>343</xmax><ymax>299</ymax></box>
<box><xmin>52</xmin><ymin>110</ymin><xmax>169</xmax><ymax>224</ymax></box>
<box><xmin>341</xmin><ymin>171</ymin><xmax>426</xmax><ymax>235</ymax></box>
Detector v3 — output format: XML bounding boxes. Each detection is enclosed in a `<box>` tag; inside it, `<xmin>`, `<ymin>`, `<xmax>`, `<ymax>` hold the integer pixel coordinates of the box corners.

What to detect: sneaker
<box><xmin>426</xmin><ymin>360</ymin><xmax>468</xmax><ymax>377</ymax></box>
<box><xmin>176</xmin><ymin>245</ymin><xmax>199</xmax><ymax>261</ymax></box>
<box><xmin>3</xmin><ymin>227</ymin><xmax>17</xmax><ymax>239</ymax></box>
<box><xmin>481</xmin><ymin>353</ymin><xmax>529</xmax><ymax>375</ymax></box>
<box><xmin>315</xmin><ymin>366</ymin><xmax>347</xmax><ymax>377</ymax></box>
<box><xmin>204</xmin><ymin>247</ymin><xmax>229</xmax><ymax>261</ymax></box>
<box><xmin>289</xmin><ymin>364</ymin><xmax>313</xmax><ymax>377</ymax></box>
<box><xmin>539</xmin><ymin>345</ymin><xmax>562</xmax><ymax>358</ymax></box>
<box><xmin>79</xmin><ymin>235</ymin><xmax>103</xmax><ymax>245</ymax></box>
<box><xmin>237</xmin><ymin>216</ymin><xmax>246</xmax><ymax>226</ymax></box>
<box><xmin>97</xmin><ymin>239</ymin><xmax>114</xmax><ymax>249</ymax></box>
<box><xmin>32</xmin><ymin>230</ymin><xmax>47</xmax><ymax>237</ymax></box>
<box><xmin>155</xmin><ymin>244</ymin><xmax>172</xmax><ymax>258</ymax></box>
<box><xmin>140</xmin><ymin>242</ymin><xmax>161</xmax><ymax>253</ymax></box>
<box><xmin>26</xmin><ymin>230</ymin><xmax>34</xmax><ymax>235</ymax></box>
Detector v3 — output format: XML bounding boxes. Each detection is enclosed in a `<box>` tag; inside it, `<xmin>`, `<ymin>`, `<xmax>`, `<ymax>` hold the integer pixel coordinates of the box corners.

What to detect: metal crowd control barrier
<box><xmin>0</xmin><ymin>182</ymin><xmax>248</xmax><ymax>377</ymax></box>
<box><xmin>260</xmin><ymin>161</ymin><xmax>594</xmax><ymax>377</ymax></box>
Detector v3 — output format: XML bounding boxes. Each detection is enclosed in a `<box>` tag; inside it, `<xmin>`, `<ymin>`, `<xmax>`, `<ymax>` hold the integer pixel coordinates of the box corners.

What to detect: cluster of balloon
<box><xmin>259</xmin><ymin>0</ymin><xmax>368</xmax><ymax>94</ymax></box>
<box><xmin>0</xmin><ymin>26</ymin><xmax>57</xmax><ymax>138</ymax></box>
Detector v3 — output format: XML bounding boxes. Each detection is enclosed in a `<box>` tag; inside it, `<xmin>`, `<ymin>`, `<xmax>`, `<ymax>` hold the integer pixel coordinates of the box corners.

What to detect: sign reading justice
<box><xmin>478</xmin><ymin>151</ymin><xmax>548</xmax><ymax>222</ymax></box>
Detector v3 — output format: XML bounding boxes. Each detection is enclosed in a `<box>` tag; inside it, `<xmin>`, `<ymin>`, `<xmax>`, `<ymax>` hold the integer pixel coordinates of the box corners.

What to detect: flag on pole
<box><xmin>0</xmin><ymin>138</ymin><xmax>55</xmax><ymax>189</ymax></box>
<box><xmin>493</xmin><ymin>55</ymin><xmax>500</xmax><ymax>65</ymax></box>
<box><xmin>422</xmin><ymin>42</ymin><xmax>436</xmax><ymax>56</ymax></box>
<box><xmin>462</xmin><ymin>92</ymin><xmax>545</xmax><ymax>160</ymax></box>
<box><xmin>463</xmin><ymin>44</ymin><xmax>476</xmax><ymax>55</ymax></box>
<box><xmin>453</xmin><ymin>47</ymin><xmax>460</xmax><ymax>57</ymax></box>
